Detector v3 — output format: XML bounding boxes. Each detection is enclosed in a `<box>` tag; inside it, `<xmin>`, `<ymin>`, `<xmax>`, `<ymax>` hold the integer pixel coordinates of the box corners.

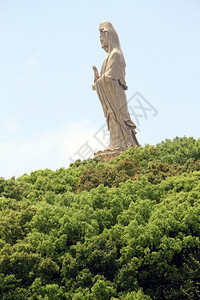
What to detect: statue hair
<box><xmin>99</xmin><ymin>21</ymin><xmax>126</xmax><ymax>68</ymax></box>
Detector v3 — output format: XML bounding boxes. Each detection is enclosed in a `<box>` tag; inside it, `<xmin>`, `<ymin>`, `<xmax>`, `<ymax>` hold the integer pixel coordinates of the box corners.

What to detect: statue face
<box><xmin>99</xmin><ymin>29</ymin><xmax>109</xmax><ymax>52</ymax></box>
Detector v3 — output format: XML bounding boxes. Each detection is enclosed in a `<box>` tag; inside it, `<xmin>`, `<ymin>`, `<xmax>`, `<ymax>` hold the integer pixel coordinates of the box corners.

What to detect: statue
<box><xmin>92</xmin><ymin>21</ymin><xmax>140</xmax><ymax>159</ymax></box>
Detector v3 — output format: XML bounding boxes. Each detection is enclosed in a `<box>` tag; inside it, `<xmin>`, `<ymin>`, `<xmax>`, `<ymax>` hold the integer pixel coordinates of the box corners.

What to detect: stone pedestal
<box><xmin>94</xmin><ymin>147</ymin><xmax>126</xmax><ymax>163</ymax></box>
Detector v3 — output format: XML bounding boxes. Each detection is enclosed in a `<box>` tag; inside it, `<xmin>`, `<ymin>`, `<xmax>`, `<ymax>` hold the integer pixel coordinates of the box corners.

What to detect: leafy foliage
<box><xmin>0</xmin><ymin>137</ymin><xmax>200</xmax><ymax>299</ymax></box>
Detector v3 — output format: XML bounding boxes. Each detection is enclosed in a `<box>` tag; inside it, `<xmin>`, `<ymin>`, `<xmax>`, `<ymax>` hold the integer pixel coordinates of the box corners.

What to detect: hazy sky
<box><xmin>1</xmin><ymin>0</ymin><xmax>200</xmax><ymax>179</ymax></box>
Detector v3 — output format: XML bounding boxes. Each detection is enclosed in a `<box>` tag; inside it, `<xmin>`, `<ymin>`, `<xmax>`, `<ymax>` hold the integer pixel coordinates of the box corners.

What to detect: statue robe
<box><xmin>95</xmin><ymin>48</ymin><xmax>140</xmax><ymax>149</ymax></box>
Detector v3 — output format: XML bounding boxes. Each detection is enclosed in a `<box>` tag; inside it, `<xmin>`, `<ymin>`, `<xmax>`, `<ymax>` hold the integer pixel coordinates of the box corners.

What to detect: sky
<box><xmin>0</xmin><ymin>0</ymin><xmax>200</xmax><ymax>179</ymax></box>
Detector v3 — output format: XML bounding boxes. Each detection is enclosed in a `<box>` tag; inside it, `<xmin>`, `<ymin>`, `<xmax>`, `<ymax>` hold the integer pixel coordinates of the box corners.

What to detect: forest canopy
<box><xmin>0</xmin><ymin>136</ymin><xmax>200</xmax><ymax>299</ymax></box>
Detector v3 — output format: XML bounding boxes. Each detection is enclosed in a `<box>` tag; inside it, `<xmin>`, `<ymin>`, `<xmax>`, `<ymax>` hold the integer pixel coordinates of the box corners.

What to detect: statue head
<box><xmin>99</xmin><ymin>21</ymin><xmax>122</xmax><ymax>53</ymax></box>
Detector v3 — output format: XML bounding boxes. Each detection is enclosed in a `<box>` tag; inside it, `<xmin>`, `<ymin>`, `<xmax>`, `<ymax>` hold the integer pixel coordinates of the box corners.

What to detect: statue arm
<box><xmin>104</xmin><ymin>51</ymin><xmax>128</xmax><ymax>90</ymax></box>
<box><xmin>104</xmin><ymin>51</ymin><xmax>120</xmax><ymax>79</ymax></box>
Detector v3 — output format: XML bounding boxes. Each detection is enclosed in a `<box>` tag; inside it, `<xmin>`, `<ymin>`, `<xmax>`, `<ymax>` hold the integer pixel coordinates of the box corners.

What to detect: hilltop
<box><xmin>0</xmin><ymin>136</ymin><xmax>200</xmax><ymax>299</ymax></box>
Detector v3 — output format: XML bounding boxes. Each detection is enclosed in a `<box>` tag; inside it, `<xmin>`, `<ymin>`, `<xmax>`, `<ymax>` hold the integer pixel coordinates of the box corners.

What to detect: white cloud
<box><xmin>26</xmin><ymin>51</ymin><xmax>41</xmax><ymax>69</ymax></box>
<box><xmin>0</xmin><ymin>119</ymin><xmax>108</xmax><ymax>179</ymax></box>
<box><xmin>0</xmin><ymin>114</ymin><xmax>20</xmax><ymax>133</ymax></box>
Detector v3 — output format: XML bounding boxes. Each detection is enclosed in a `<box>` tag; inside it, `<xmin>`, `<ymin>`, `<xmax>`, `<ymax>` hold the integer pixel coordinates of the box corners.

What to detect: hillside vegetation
<box><xmin>0</xmin><ymin>137</ymin><xmax>200</xmax><ymax>299</ymax></box>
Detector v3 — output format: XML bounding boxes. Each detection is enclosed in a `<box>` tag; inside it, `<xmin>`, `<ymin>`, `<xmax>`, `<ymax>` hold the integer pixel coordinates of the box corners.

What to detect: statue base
<box><xmin>94</xmin><ymin>147</ymin><xmax>126</xmax><ymax>163</ymax></box>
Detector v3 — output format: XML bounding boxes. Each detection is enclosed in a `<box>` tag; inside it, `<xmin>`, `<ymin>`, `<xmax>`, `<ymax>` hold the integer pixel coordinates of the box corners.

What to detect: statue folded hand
<box><xmin>92</xmin><ymin>66</ymin><xmax>100</xmax><ymax>83</ymax></box>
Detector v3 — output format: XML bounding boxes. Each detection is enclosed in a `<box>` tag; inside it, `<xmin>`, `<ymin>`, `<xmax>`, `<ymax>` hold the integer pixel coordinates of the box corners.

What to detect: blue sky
<box><xmin>0</xmin><ymin>0</ymin><xmax>200</xmax><ymax>178</ymax></box>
